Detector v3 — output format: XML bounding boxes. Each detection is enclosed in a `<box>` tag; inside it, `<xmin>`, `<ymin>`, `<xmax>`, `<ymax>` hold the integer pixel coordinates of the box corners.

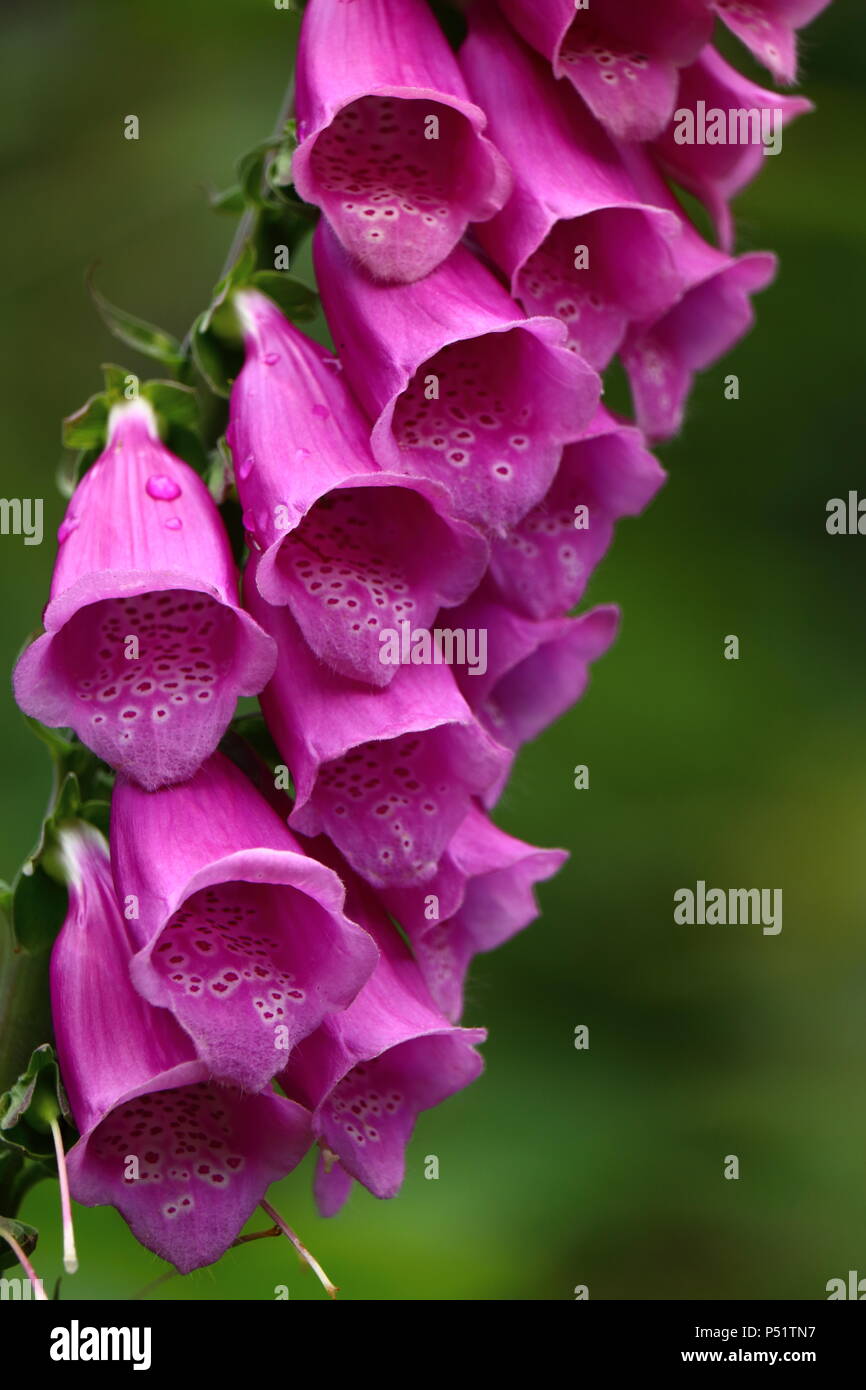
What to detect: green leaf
<box><xmin>0</xmin><ymin>1215</ymin><xmax>40</xmax><ymax>1275</ymax></box>
<box><xmin>249</xmin><ymin>270</ymin><xmax>318</xmax><ymax>322</ymax></box>
<box><xmin>87</xmin><ymin>270</ymin><xmax>185</xmax><ymax>371</ymax></box>
<box><xmin>0</xmin><ymin>1045</ymin><xmax>71</xmax><ymax>1162</ymax></box>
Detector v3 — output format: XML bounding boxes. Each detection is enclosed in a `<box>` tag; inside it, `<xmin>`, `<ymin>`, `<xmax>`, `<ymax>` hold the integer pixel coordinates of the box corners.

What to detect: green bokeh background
<box><xmin>2</xmin><ymin>0</ymin><xmax>864</xmax><ymax>1301</ymax></box>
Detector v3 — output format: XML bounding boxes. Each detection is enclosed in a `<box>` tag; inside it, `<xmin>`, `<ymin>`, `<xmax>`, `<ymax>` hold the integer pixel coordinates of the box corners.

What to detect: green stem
<box><xmin>0</xmin><ymin>922</ymin><xmax>51</xmax><ymax>1099</ymax></box>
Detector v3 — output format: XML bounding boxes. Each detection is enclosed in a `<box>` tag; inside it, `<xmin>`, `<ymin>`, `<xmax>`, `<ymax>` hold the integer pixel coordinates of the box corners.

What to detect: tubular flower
<box><xmin>652</xmin><ymin>46</ymin><xmax>812</xmax><ymax>250</ymax></box>
<box><xmin>616</xmin><ymin>147</ymin><xmax>776</xmax><ymax>442</ymax></box>
<box><xmin>383</xmin><ymin>802</ymin><xmax>566</xmax><ymax>1021</ymax></box>
<box><xmin>109</xmin><ymin>751</ymin><xmax>378</xmax><ymax>1093</ymax></box>
<box><xmin>229</xmin><ymin>289</ymin><xmax>487</xmax><ymax>687</ymax></box>
<box><xmin>712</xmin><ymin>0</ymin><xmax>832</xmax><ymax>85</ymax></box>
<box><xmin>12</xmin><ymin>398</ymin><xmax>275</xmax><ymax>790</ymax></box>
<box><xmin>245</xmin><ymin>567</ymin><xmax>509</xmax><ymax>889</ymax></box>
<box><xmin>314</xmin><ymin>220</ymin><xmax>600</xmax><ymax>535</ymax></box>
<box><xmin>51</xmin><ymin>824</ymin><xmax>312</xmax><ymax>1274</ymax></box>
<box><xmin>461</xmin><ymin>2</ymin><xmax>685</xmax><ymax>369</ymax></box>
<box><xmin>293</xmin><ymin>0</ymin><xmax>511</xmax><ymax>283</ymax></box>
<box><xmin>280</xmin><ymin>866</ymin><xmax>485</xmax><ymax>1212</ymax></box>
<box><xmin>447</xmin><ymin>593</ymin><xmax>620</xmax><ymax>766</ymax></box>
<box><xmin>487</xmin><ymin>407</ymin><xmax>665</xmax><ymax>621</ymax></box>
<box><xmin>495</xmin><ymin>0</ymin><xmax>714</xmax><ymax>142</ymax></box>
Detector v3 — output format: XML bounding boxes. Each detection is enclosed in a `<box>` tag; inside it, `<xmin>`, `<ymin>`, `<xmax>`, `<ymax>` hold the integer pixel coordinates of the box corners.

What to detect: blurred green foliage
<box><xmin>1</xmin><ymin>0</ymin><xmax>865</xmax><ymax>1300</ymax></box>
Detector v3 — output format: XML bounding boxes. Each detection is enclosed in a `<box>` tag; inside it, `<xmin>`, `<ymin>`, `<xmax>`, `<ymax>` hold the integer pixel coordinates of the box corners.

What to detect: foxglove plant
<box><xmin>1</xmin><ymin>0</ymin><xmax>833</xmax><ymax>1299</ymax></box>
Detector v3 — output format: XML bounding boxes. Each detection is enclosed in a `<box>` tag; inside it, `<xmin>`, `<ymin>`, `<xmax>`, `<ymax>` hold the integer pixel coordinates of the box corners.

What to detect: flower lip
<box><xmin>314</xmin><ymin>224</ymin><xmax>601</xmax><ymax>536</ymax></box>
<box><xmin>111</xmin><ymin>753</ymin><xmax>380</xmax><ymax>1092</ymax></box>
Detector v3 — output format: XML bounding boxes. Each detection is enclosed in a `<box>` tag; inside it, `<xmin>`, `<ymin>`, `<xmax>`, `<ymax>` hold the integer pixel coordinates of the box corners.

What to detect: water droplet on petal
<box><xmin>238</xmin><ymin>455</ymin><xmax>254</xmax><ymax>481</ymax></box>
<box><xmin>57</xmin><ymin>517</ymin><xmax>79</xmax><ymax>543</ymax></box>
<box><xmin>263</xmin><ymin>353</ymin><xmax>280</xmax><ymax>366</ymax></box>
<box><xmin>146</xmin><ymin>474</ymin><xmax>182</xmax><ymax>501</ymax></box>
<box><xmin>294</xmin><ymin>447</ymin><xmax>310</xmax><ymax>464</ymax></box>
<box><xmin>312</xmin><ymin>404</ymin><xmax>330</xmax><ymax>420</ymax></box>
<box><xmin>164</xmin><ymin>517</ymin><xmax>183</xmax><ymax>531</ymax></box>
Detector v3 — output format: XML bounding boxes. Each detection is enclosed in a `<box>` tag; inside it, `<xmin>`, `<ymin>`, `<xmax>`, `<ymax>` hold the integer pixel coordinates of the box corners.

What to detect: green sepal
<box><xmin>249</xmin><ymin>270</ymin><xmax>317</xmax><ymax>322</ymax></box>
<box><xmin>62</xmin><ymin>392</ymin><xmax>109</xmax><ymax>451</ymax></box>
<box><xmin>87</xmin><ymin>269</ymin><xmax>185</xmax><ymax>372</ymax></box>
<box><xmin>141</xmin><ymin>379</ymin><xmax>200</xmax><ymax>433</ymax></box>
<box><xmin>191</xmin><ymin>245</ymin><xmax>257</xmax><ymax>397</ymax></box>
<box><xmin>210</xmin><ymin>184</ymin><xmax>246</xmax><ymax>215</ymax></box>
<box><xmin>206</xmin><ymin>437</ymin><xmax>234</xmax><ymax>504</ymax></box>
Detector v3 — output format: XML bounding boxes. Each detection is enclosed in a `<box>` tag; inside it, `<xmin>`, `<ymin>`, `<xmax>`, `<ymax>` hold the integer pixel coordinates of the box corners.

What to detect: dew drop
<box><xmin>238</xmin><ymin>455</ymin><xmax>254</xmax><ymax>481</ymax></box>
<box><xmin>146</xmin><ymin>474</ymin><xmax>182</xmax><ymax>501</ymax></box>
<box><xmin>164</xmin><ymin>517</ymin><xmax>183</xmax><ymax>531</ymax></box>
<box><xmin>312</xmin><ymin>404</ymin><xmax>330</xmax><ymax>420</ymax></box>
<box><xmin>263</xmin><ymin>353</ymin><xmax>280</xmax><ymax>366</ymax></box>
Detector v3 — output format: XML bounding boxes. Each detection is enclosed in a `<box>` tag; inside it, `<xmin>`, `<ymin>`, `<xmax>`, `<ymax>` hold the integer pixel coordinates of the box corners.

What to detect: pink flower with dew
<box><xmin>13</xmin><ymin>398</ymin><xmax>275</xmax><ymax>789</ymax></box>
